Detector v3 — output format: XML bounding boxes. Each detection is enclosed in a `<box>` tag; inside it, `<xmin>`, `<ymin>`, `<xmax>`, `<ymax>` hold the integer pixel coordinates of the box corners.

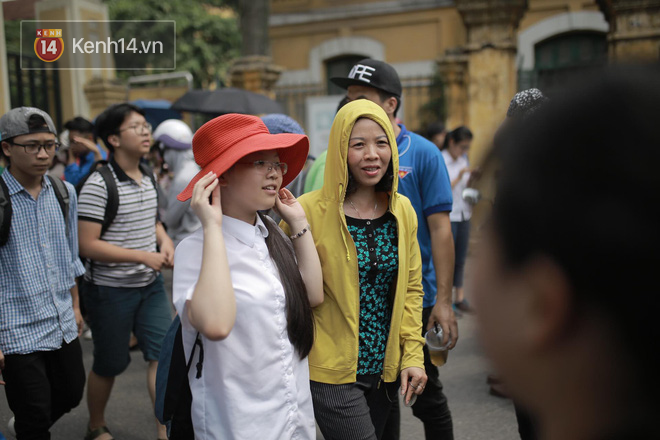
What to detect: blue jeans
<box><xmin>450</xmin><ymin>220</ymin><xmax>471</xmax><ymax>289</ymax></box>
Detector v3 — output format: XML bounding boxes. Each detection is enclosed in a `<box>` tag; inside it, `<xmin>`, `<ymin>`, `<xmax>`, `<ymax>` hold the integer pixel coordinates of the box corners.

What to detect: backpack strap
<box><xmin>75</xmin><ymin>159</ymin><xmax>108</xmax><ymax>195</ymax></box>
<box><xmin>76</xmin><ymin>160</ymin><xmax>120</xmax><ymax>237</ymax></box>
<box><xmin>96</xmin><ymin>165</ymin><xmax>119</xmax><ymax>237</ymax></box>
<box><xmin>46</xmin><ymin>176</ymin><xmax>70</xmax><ymax>238</ymax></box>
<box><xmin>187</xmin><ymin>332</ymin><xmax>204</xmax><ymax>379</ymax></box>
<box><xmin>0</xmin><ymin>176</ymin><xmax>12</xmax><ymax>247</ymax></box>
<box><xmin>139</xmin><ymin>161</ymin><xmax>161</xmax><ymax>214</ymax></box>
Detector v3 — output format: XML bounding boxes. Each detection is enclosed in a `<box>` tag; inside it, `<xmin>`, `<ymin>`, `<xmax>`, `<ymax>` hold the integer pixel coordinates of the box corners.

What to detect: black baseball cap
<box><xmin>330</xmin><ymin>59</ymin><xmax>402</xmax><ymax>97</ymax></box>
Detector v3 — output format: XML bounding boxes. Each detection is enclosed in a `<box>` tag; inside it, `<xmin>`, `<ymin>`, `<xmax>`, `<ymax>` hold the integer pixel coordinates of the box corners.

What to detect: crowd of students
<box><xmin>1</xmin><ymin>60</ymin><xmax>658</xmax><ymax>440</ymax></box>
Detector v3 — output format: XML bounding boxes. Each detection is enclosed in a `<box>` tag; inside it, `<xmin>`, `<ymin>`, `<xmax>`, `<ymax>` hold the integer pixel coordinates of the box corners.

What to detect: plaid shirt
<box><xmin>0</xmin><ymin>171</ymin><xmax>85</xmax><ymax>355</ymax></box>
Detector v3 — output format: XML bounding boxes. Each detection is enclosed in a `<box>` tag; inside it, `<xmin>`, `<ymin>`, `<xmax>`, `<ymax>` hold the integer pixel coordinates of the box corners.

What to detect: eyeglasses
<box><xmin>118</xmin><ymin>122</ymin><xmax>152</xmax><ymax>136</ymax></box>
<box><xmin>238</xmin><ymin>160</ymin><xmax>288</xmax><ymax>176</ymax></box>
<box><xmin>10</xmin><ymin>140</ymin><xmax>60</xmax><ymax>154</ymax></box>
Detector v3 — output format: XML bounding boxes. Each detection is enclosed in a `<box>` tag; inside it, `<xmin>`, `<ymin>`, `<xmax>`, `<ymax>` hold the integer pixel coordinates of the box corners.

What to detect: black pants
<box><xmin>515</xmin><ymin>403</ymin><xmax>539</xmax><ymax>440</ymax></box>
<box><xmin>382</xmin><ymin>307</ymin><xmax>454</xmax><ymax>440</ymax></box>
<box><xmin>2</xmin><ymin>338</ymin><xmax>86</xmax><ymax>440</ymax></box>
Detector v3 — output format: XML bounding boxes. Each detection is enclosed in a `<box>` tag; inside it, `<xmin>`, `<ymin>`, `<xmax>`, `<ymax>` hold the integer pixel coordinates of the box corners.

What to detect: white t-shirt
<box><xmin>442</xmin><ymin>149</ymin><xmax>472</xmax><ymax>222</ymax></box>
<box><xmin>173</xmin><ymin>215</ymin><xmax>316</xmax><ymax>440</ymax></box>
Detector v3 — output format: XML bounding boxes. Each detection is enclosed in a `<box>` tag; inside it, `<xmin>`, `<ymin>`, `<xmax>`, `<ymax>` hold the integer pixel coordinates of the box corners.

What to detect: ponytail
<box><xmin>258</xmin><ymin>213</ymin><xmax>315</xmax><ymax>359</ymax></box>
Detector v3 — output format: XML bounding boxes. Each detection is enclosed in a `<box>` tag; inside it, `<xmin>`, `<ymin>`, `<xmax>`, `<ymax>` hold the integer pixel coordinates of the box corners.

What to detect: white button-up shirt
<box><xmin>442</xmin><ymin>149</ymin><xmax>473</xmax><ymax>222</ymax></box>
<box><xmin>173</xmin><ymin>215</ymin><xmax>315</xmax><ymax>440</ymax></box>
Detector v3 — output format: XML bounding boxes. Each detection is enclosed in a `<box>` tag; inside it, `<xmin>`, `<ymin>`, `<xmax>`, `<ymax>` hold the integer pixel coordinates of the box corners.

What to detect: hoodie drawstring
<box><xmin>338</xmin><ymin>183</ymin><xmax>351</xmax><ymax>262</ymax></box>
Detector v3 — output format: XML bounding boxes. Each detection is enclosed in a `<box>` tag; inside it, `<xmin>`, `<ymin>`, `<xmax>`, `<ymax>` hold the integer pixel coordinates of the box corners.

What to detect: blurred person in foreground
<box><xmin>472</xmin><ymin>66</ymin><xmax>660</xmax><ymax>440</ymax></box>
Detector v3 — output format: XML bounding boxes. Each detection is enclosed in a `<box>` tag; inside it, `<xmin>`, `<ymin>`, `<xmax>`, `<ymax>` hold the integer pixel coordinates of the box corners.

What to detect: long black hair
<box><xmin>258</xmin><ymin>212</ymin><xmax>315</xmax><ymax>359</ymax></box>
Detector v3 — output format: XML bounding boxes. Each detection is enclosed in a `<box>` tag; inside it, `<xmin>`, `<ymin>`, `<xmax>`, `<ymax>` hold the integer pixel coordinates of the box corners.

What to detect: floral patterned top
<box><xmin>346</xmin><ymin>211</ymin><xmax>399</xmax><ymax>375</ymax></box>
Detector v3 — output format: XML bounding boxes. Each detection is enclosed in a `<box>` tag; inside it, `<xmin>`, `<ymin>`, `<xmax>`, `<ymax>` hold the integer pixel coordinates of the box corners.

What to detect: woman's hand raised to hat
<box><xmin>274</xmin><ymin>188</ymin><xmax>308</xmax><ymax>232</ymax></box>
<box><xmin>191</xmin><ymin>172</ymin><xmax>223</xmax><ymax>228</ymax></box>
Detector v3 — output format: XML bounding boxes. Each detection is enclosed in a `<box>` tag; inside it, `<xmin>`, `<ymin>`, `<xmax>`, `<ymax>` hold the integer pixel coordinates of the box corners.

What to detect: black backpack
<box><xmin>155</xmin><ymin>314</ymin><xmax>204</xmax><ymax>439</ymax></box>
<box><xmin>75</xmin><ymin>160</ymin><xmax>159</xmax><ymax>236</ymax></box>
<box><xmin>0</xmin><ymin>174</ymin><xmax>70</xmax><ymax>246</ymax></box>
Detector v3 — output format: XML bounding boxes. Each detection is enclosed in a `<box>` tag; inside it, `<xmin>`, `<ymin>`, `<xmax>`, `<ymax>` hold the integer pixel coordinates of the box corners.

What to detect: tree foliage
<box><xmin>418</xmin><ymin>70</ymin><xmax>447</xmax><ymax>130</ymax></box>
<box><xmin>3</xmin><ymin>21</ymin><xmax>21</xmax><ymax>54</ymax></box>
<box><xmin>103</xmin><ymin>0</ymin><xmax>241</xmax><ymax>88</ymax></box>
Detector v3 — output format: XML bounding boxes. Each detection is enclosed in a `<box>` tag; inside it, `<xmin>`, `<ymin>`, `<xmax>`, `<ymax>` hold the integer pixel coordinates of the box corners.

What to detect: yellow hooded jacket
<box><xmin>282</xmin><ymin>100</ymin><xmax>425</xmax><ymax>384</ymax></box>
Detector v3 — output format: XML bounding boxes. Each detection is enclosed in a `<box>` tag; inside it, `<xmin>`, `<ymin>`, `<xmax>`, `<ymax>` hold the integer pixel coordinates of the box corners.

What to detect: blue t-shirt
<box><xmin>64</xmin><ymin>148</ymin><xmax>107</xmax><ymax>185</ymax></box>
<box><xmin>396</xmin><ymin>124</ymin><xmax>452</xmax><ymax>307</ymax></box>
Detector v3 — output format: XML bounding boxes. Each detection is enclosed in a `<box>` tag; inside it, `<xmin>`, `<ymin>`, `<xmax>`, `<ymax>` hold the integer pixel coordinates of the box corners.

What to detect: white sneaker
<box><xmin>7</xmin><ymin>416</ymin><xmax>16</xmax><ymax>437</ymax></box>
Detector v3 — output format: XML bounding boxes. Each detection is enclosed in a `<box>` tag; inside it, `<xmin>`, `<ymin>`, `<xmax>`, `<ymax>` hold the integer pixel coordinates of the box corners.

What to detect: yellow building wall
<box><xmin>271</xmin><ymin>5</ymin><xmax>465</xmax><ymax>131</ymax></box>
<box><xmin>272</xmin><ymin>8</ymin><xmax>464</xmax><ymax>71</ymax></box>
<box><xmin>520</xmin><ymin>0</ymin><xmax>602</xmax><ymax>32</ymax></box>
<box><xmin>80</xmin><ymin>8</ymin><xmax>116</xmax><ymax>83</ymax></box>
<box><xmin>271</xmin><ymin>0</ymin><xmax>655</xmax><ymax>161</ymax></box>
<box><xmin>273</xmin><ymin>0</ymin><xmax>385</xmax><ymax>14</ymax></box>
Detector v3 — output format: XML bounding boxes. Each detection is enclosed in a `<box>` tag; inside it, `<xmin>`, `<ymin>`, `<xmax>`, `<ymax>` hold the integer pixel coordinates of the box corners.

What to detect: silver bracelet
<box><xmin>290</xmin><ymin>224</ymin><xmax>311</xmax><ymax>240</ymax></box>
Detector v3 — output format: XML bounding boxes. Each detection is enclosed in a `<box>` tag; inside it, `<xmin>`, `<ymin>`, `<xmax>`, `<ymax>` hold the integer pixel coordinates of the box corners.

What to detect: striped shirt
<box><xmin>0</xmin><ymin>171</ymin><xmax>86</xmax><ymax>355</ymax></box>
<box><xmin>77</xmin><ymin>159</ymin><xmax>158</xmax><ymax>288</ymax></box>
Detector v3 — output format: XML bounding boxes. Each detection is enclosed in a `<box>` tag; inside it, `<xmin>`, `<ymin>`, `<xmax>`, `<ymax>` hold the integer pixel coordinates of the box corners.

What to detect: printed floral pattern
<box><xmin>347</xmin><ymin>213</ymin><xmax>399</xmax><ymax>375</ymax></box>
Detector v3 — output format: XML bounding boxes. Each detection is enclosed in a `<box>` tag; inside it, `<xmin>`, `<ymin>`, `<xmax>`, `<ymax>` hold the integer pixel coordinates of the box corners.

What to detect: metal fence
<box><xmin>6</xmin><ymin>52</ymin><xmax>63</xmax><ymax>130</ymax></box>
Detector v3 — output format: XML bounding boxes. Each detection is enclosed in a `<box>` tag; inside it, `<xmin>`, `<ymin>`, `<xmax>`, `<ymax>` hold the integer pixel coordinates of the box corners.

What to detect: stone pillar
<box><xmin>83</xmin><ymin>77</ymin><xmax>127</xmax><ymax>119</ymax></box>
<box><xmin>598</xmin><ymin>0</ymin><xmax>660</xmax><ymax>62</ymax></box>
<box><xmin>437</xmin><ymin>51</ymin><xmax>468</xmax><ymax>131</ymax></box>
<box><xmin>454</xmin><ymin>0</ymin><xmax>527</xmax><ymax>165</ymax></box>
<box><xmin>227</xmin><ymin>55</ymin><xmax>283</xmax><ymax>100</ymax></box>
<box><xmin>0</xmin><ymin>7</ymin><xmax>11</xmax><ymax>113</ymax></box>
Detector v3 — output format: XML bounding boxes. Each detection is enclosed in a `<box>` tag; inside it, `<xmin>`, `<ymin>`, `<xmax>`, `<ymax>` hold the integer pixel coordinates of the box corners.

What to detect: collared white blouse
<box><xmin>173</xmin><ymin>215</ymin><xmax>315</xmax><ymax>440</ymax></box>
<box><xmin>442</xmin><ymin>149</ymin><xmax>473</xmax><ymax>222</ymax></box>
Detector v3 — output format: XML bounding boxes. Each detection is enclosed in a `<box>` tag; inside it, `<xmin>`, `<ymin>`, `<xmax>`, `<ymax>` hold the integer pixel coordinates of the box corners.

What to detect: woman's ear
<box><xmin>217</xmin><ymin>173</ymin><xmax>230</xmax><ymax>187</ymax></box>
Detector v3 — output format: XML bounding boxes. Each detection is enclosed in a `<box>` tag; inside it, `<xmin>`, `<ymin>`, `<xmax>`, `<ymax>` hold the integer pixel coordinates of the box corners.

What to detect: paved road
<box><xmin>0</xmin><ymin>269</ymin><xmax>519</xmax><ymax>439</ymax></box>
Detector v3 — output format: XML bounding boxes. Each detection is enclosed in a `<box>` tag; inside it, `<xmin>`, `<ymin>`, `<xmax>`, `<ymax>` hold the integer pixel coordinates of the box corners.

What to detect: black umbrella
<box><xmin>171</xmin><ymin>87</ymin><xmax>284</xmax><ymax>115</ymax></box>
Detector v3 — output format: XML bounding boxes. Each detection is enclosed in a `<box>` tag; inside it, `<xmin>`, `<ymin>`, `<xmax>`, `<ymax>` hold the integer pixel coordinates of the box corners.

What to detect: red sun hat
<box><xmin>177</xmin><ymin>113</ymin><xmax>309</xmax><ymax>202</ymax></box>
